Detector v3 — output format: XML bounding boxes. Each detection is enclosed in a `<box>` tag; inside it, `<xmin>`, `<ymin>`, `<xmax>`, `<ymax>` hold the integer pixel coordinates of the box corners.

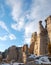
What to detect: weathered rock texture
<box><xmin>30</xmin><ymin>15</ymin><xmax>51</xmax><ymax>56</ymax></box>
<box><xmin>22</xmin><ymin>44</ymin><xmax>29</xmax><ymax>63</ymax></box>
<box><xmin>6</xmin><ymin>46</ymin><xmax>18</xmax><ymax>62</ymax></box>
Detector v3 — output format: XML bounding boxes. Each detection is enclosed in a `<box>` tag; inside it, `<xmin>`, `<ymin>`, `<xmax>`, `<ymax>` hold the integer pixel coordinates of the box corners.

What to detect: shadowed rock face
<box><xmin>6</xmin><ymin>46</ymin><xmax>18</xmax><ymax>61</ymax></box>
<box><xmin>2</xmin><ymin>46</ymin><xmax>22</xmax><ymax>62</ymax></box>
<box><xmin>0</xmin><ymin>54</ymin><xmax>2</xmax><ymax>63</ymax></box>
<box><xmin>2</xmin><ymin>45</ymin><xmax>28</xmax><ymax>63</ymax></box>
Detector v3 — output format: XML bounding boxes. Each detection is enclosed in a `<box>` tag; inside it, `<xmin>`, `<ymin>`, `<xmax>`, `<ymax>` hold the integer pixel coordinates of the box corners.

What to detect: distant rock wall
<box><xmin>6</xmin><ymin>46</ymin><xmax>18</xmax><ymax>62</ymax></box>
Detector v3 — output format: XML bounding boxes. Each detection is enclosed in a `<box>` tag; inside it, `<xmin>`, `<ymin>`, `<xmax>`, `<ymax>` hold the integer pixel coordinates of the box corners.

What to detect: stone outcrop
<box><xmin>22</xmin><ymin>44</ymin><xmax>29</xmax><ymax>63</ymax></box>
<box><xmin>30</xmin><ymin>15</ymin><xmax>51</xmax><ymax>56</ymax></box>
<box><xmin>6</xmin><ymin>46</ymin><xmax>18</xmax><ymax>62</ymax></box>
<box><xmin>1</xmin><ymin>45</ymin><xmax>29</xmax><ymax>63</ymax></box>
<box><xmin>17</xmin><ymin>47</ymin><xmax>23</xmax><ymax>62</ymax></box>
<box><xmin>30</xmin><ymin>32</ymin><xmax>37</xmax><ymax>54</ymax></box>
<box><xmin>38</xmin><ymin>20</ymin><xmax>48</xmax><ymax>55</ymax></box>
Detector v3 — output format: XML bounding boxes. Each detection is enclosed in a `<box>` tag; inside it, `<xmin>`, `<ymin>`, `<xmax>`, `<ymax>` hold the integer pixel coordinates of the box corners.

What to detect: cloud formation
<box><xmin>29</xmin><ymin>0</ymin><xmax>51</xmax><ymax>20</ymax></box>
<box><xmin>6</xmin><ymin>0</ymin><xmax>22</xmax><ymax>21</ymax></box>
<box><xmin>5</xmin><ymin>0</ymin><xmax>51</xmax><ymax>45</ymax></box>
<box><xmin>0</xmin><ymin>34</ymin><xmax>16</xmax><ymax>41</ymax></box>
<box><xmin>0</xmin><ymin>21</ymin><xmax>16</xmax><ymax>41</ymax></box>
<box><xmin>0</xmin><ymin>21</ymin><xmax>9</xmax><ymax>32</ymax></box>
<box><xmin>11</xmin><ymin>17</ymin><xmax>25</xmax><ymax>31</ymax></box>
<box><xmin>0</xmin><ymin>35</ymin><xmax>7</xmax><ymax>41</ymax></box>
<box><xmin>6</xmin><ymin>0</ymin><xmax>25</xmax><ymax>31</ymax></box>
<box><xmin>9</xmin><ymin>34</ymin><xmax>16</xmax><ymax>40</ymax></box>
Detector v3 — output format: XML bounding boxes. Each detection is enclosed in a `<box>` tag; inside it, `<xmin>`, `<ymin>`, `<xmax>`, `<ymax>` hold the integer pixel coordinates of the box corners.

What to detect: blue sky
<box><xmin>0</xmin><ymin>0</ymin><xmax>51</xmax><ymax>51</ymax></box>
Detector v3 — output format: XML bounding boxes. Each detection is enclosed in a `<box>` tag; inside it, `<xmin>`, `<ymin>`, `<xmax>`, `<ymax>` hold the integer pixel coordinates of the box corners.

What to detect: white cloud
<box><xmin>0</xmin><ymin>34</ymin><xmax>16</xmax><ymax>41</ymax></box>
<box><xmin>0</xmin><ymin>21</ymin><xmax>9</xmax><ymax>32</ymax></box>
<box><xmin>29</xmin><ymin>0</ymin><xmax>51</xmax><ymax>20</ymax></box>
<box><xmin>11</xmin><ymin>17</ymin><xmax>25</xmax><ymax>31</ymax></box>
<box><xmin>25</xmin><ymin>21</ymin><xmax>35</xmax><ymax>37</ymax></box>
<box><xmin>18</xmin><ymin>45</ymin><xmax>23</xmax><ymax>47</ymax></box>
<box><xmin>6</xmin><ymin>0</ymin><xmax>25</xmax><ymax>31</ymax></box>
<box><xmin>6</xmin><ymin>0</ymin><xmax>22</xmax><ymax>21</ymax></box>
<box><xmin>24</xmin><ymin>37</ymin><xmax>31</xmax><ymax>45</ymax></box>
<box><xmin>9</xmin><ymin>34</ymin><xmax>16</xmax><ymax>40</ymax></box>
<box><xmin>0</xmin><ymin>21</ymin><xmax>16</xmax><ymax>41</ymax></box>
<box><xmin>0</xmin><ymin>35</ymin><xmax>7</xmax><ymax>41</ymax></box>
<box><xmin>24</xmin><ymin>21</ymin><xmax>38</xmax><ymax>45</ymax></box>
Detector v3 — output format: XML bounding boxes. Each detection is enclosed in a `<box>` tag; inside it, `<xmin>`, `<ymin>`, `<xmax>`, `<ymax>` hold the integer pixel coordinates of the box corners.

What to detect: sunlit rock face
<box><xmin>30</xmin><ymin>32</ymin><xmax>37</xmax><ymax>54</ymax></box>
<box><xmin>30</xmin><ymin>15</ymin><xmax>51</xmax><ymax>56</ymax></box>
